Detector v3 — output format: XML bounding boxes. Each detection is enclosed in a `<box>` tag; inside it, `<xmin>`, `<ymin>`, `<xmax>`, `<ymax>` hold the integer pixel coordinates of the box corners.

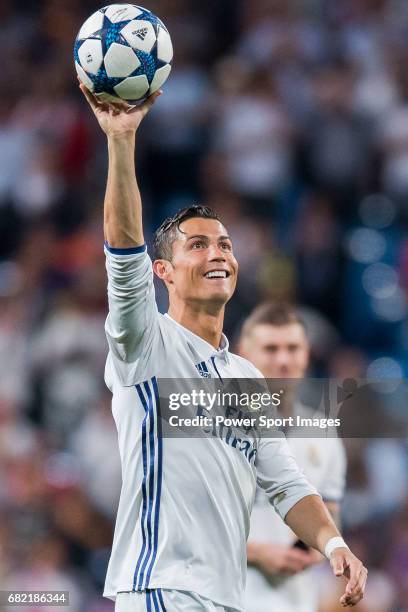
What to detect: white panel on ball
<box><xmin>104</xmin><ymin>42</ymin><xmax>141</xmax><ymax>77</ymax></box>
<box><xmin>78</xmin><ymin>39</ymin><xmax>104</xmax><ymax>75</ymax></box>
<box><xmin>77</xmin><ymin>10</ymin><xmax>104</xmax><ymax>40</ymax></box>
<box><xmin>104</xmin><ymin>4</ymin><xmax>143</xmax><ymax>23</ymax></box>
<box><xmin>149</xmin><ymin>64</ymin><xmax>171</xmax><ymax>93</ymax></box>
<box><xmin>156</xmin><ymin>27</ymin><xmax>173</xmax><ymax>63</ymax></box>
<box><xmin>120</xmin><ymin>20</ymin><xmax>156</xmax><ymax>53</ymax></box>
<box><xmin>114</xmin><ymin>74</ymin><xmax>149</xmax><ymax>100</ymax></box>
<box><xmin>75</xmin><ymin>61</ymin><xmax>95</xmax><ymax>91</ymax></box>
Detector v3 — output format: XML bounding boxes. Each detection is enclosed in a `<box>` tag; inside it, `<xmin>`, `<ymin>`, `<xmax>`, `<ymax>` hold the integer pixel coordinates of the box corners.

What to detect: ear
<box><xmin>153</xmin><ymin>259</ymin><xmax>174</xmax><ymax>284</ymax></box>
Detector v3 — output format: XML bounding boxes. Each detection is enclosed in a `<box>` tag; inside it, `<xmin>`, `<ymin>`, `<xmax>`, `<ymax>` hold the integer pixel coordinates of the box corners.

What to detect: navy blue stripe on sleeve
<box><xmin>104</xmin><ymin>241</ymin><xmax>147</xmax><ymax>255</ymax></box>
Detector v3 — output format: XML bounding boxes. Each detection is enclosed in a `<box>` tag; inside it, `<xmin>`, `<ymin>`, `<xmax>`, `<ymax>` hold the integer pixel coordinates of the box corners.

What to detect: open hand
<box><xmin>78</xmin><ymin>82</ymin><xmax>162</xmax><ymax>137</ymax></box>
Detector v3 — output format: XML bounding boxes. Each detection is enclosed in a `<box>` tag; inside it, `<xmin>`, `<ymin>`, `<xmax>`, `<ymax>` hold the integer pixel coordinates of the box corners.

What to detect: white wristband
<box><xmin>324</xmin><ymin>537</ymin><xmax>349</xmax><ymax>559</ymax></box>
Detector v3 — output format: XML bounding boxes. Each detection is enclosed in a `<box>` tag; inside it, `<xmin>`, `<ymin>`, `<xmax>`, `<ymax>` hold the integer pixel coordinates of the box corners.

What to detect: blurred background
<box><xmin>1</xmin><ymin>0</ymin><xmax>408</xmax><ymax>610</ymax></box>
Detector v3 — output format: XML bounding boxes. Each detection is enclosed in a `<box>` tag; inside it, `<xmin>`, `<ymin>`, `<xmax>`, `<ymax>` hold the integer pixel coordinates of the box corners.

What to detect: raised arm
<box><xmin>79</xmin><ymin>84</ymin><xmax>161</xmax><ymax>247</ymax></box>
<box><xmin>105</xmin><ymin>133</ymin><xmax>143</xmax><ymax>248</ymax></box>
<box><xmin>79</xmin><ymin>85</ymin><xmax>163</xmax><ymax>378</ymax></box>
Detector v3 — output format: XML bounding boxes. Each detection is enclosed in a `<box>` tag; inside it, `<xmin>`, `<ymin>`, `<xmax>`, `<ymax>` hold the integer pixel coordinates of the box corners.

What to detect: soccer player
<box><xmin>240</xmin><ymin>303</ymin><xmax>347</xmax><ymax>612</ymax></box>
<box><xmin>79</xmin><ymin>85</ymin><xmax>367</xmax><ymax>612</ymax></box>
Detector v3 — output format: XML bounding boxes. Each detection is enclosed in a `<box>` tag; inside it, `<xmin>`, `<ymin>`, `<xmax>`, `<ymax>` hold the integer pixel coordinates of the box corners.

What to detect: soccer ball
<box><xmin>74</xmin><ymin>4</ymin><xmax>173</xmax><ymax>104</ymax></box>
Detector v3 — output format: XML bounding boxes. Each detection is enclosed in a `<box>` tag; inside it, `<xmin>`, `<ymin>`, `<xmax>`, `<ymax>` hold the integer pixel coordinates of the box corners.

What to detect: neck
<box><xmin>168</xmin><ymin>301</ymin><xmax>225</xmax><ymax>349</ymax></box>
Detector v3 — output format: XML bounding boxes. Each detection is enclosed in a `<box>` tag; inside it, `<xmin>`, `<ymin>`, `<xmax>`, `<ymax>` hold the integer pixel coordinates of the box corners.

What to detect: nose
<box><xmin>276</xmin><ymin>351</ymin><xmax>290</xmax><ymax>368</ymax></box>
<box><xmin>208</xmin><ymin>244</ymin><xmax>226</xmax><ymax>261</ymax></box>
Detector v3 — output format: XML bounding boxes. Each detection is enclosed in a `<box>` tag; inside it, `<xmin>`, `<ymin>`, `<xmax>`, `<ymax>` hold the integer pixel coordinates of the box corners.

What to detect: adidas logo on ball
<box><xmin>132</xmin><ymin>27</ymin><xmax>149</xmax><ymax>41</ymax></box>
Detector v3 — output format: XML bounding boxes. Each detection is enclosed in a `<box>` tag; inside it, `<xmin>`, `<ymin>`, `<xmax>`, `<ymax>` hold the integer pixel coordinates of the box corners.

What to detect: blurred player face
<box><xmin>156</xmin><ymin>217</ymin><xmax>238</xmax><ymax>308</ymax></box>
<box><xmin>241</xmin><ymin>323</ymin><xmax>310</xmax><ymax>379</ymax></box>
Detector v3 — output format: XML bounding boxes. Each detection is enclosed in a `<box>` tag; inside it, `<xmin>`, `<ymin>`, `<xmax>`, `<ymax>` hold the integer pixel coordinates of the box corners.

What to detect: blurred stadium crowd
<box><xmin>1</xmin><ymin>0</ymin><xmax>408</xmax><ymax>610</ymax></box>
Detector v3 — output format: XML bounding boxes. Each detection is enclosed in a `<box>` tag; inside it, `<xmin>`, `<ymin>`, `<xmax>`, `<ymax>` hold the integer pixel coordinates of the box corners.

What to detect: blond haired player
<box><xmin>240</xmin><ymin>303</ymin><xmax>348</xmax><ymax>612</ymax></box>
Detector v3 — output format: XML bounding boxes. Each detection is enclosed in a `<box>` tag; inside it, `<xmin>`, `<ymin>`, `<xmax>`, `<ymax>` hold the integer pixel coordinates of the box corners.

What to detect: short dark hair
<box><xmin>153</xmin><ymin>205</ymin><xmax>221</xmax><ymax>261</ymax></box>
<box><xmin>241</xmin><ymin>302</ymin><xmax>306</xmax><ymax>339</ymax></box>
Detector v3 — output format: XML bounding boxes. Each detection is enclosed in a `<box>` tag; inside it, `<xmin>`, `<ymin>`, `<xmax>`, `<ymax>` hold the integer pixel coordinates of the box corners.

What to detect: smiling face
<box><xmin>154</xmin><ymin>217</ymin><xmax>238</xmax><ymax>308</ymax></box>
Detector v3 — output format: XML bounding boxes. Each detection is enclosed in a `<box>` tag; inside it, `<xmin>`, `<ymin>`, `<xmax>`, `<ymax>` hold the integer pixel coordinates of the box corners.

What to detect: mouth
<box><xmin>203</xmin><ymin>270</ymin><xmax>230</xmax><ymax>279</ymax></box>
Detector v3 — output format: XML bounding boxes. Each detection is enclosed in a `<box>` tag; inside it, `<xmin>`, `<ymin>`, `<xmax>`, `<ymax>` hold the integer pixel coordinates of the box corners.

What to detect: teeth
<box><xmin>206</xmin><ymin>271</ymin><xmax>227</xmax><ymax>278</ymax></box>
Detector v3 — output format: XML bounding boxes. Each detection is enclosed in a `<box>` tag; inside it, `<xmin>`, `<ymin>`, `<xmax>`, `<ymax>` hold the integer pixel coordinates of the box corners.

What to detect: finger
<box><xmin>360</xmin><ymin>571</ymin><xmax>368</xmax><ymax>599</ymax></box>
<box><xmin>345</xmin><ymin>561</ymin><xmax>362</xmax><ymax>594</ymax></box>
<box><xmin>346</xmin><ymin>567</ymin><xmax>366</xmax><ymax>595</ymax></box>
<box><xmin>330</xmin><ymin>553</ymin><xmax>345</xmax><ymax>577</ymax></box>
<box><xmin>108</xmin><ymin>99</ymin><xmax>132</xmax><ymax>112</ymax></box>
<box><xmin>346</xmin><ymin>566</ymin><xmax>367</xmax><ymax>598</ymax></box>
<box><xmin>78</xmin><ymin>83</ymin><xmax>101</xmax><ymax>111</ymax></box>
<box><xmin>109</xmin><ymin>105</ymin><xmax>120</xmax><ymax>117</ymax></box>
<box><xmin>288</xmin><ymin>549</ymin><xmax>313</xmax><ymax>564</ymax></box>
<box><xmin>102</xmin><ymin>98</ymin><xmax>127</xmax><ymax>115</ymax></box>
<box><xmin>144</xmin><ymin>89</ymin><xmax>163</xmax><ymax>107</ymax></box>
<box><xmin>132</xmin><ymin>89</ymin><xmax>162</xmax><ymax>115</ymax></box>
<box><xmin>340</xmin><ymin>567</ymin><xmax>367</xmax><ymax>606</ymax></box>
<box><xmin>284</xmin><ymin>551</ymin><xmax>312</xmax><ymax>573</ymax></box>
<box><xmin>340</xmin><ymin>592</ymin><xmax>364</xmax><ymax>607</ymax></box>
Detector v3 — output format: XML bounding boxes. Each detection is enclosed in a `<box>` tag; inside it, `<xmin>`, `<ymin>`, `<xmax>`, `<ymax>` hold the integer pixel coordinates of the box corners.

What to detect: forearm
<box><xmin>326</xmin><ymin>501</ymin><xmax>341</xmax><ymax>529</ymax></box>
<box><xmin>104</xmin><ymin>133</ymin><xmax>144</xmax><ymax>248</ymax></box>
<box><xmin>285</xmin><ymin>494</ymin><xmax>341</xmax><ymax>555</ymax></box>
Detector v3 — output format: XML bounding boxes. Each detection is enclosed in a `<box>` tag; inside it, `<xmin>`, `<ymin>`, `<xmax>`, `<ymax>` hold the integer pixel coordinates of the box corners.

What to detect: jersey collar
<box><xmin>164</xmin><ymin>313</ymin><xmax>230</xmax><ymax>364</ymax></box>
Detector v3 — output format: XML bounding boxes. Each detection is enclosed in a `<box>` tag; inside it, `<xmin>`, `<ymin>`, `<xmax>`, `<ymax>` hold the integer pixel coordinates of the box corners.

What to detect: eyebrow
<box><xmin>186</xmin><ymin>234</ymin><xmax>232</xmax><ymax>241</ymax></box>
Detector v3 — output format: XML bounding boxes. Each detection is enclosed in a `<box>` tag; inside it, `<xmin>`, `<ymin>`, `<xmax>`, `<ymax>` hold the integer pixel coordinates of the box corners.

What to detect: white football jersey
<box><xmin>245</xmin><ymin>416</ymin><xmax>346</xmax><ymax>612</ymax></box>
<box><xmin>102</xmin><ymin>245</ymin><xmax>318</xmax><ymax>611</ymax></box>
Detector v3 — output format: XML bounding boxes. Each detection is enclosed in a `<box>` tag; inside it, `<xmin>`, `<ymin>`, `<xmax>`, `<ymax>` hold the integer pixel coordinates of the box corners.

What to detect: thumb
<box><xmin>330</xmin><ymin>553</ymin><xmax>345</xmax><ymax>577</ymax></box>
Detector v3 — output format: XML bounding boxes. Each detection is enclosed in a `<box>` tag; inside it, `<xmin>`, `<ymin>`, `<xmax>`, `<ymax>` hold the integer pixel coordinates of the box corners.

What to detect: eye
<box><xmin>266</xmin><ymin>346</ymin><xmax>278</xmax><ymax>353</ymax></box>
<box><xmin>220</xmin><ymin>242</ymin><xmax>232</xmax><ymax>251</ymax></box>
<box><xmin>191</xmin><ymin>240</ymin><xmax>205</xmax><ymax>249</ymax></box>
